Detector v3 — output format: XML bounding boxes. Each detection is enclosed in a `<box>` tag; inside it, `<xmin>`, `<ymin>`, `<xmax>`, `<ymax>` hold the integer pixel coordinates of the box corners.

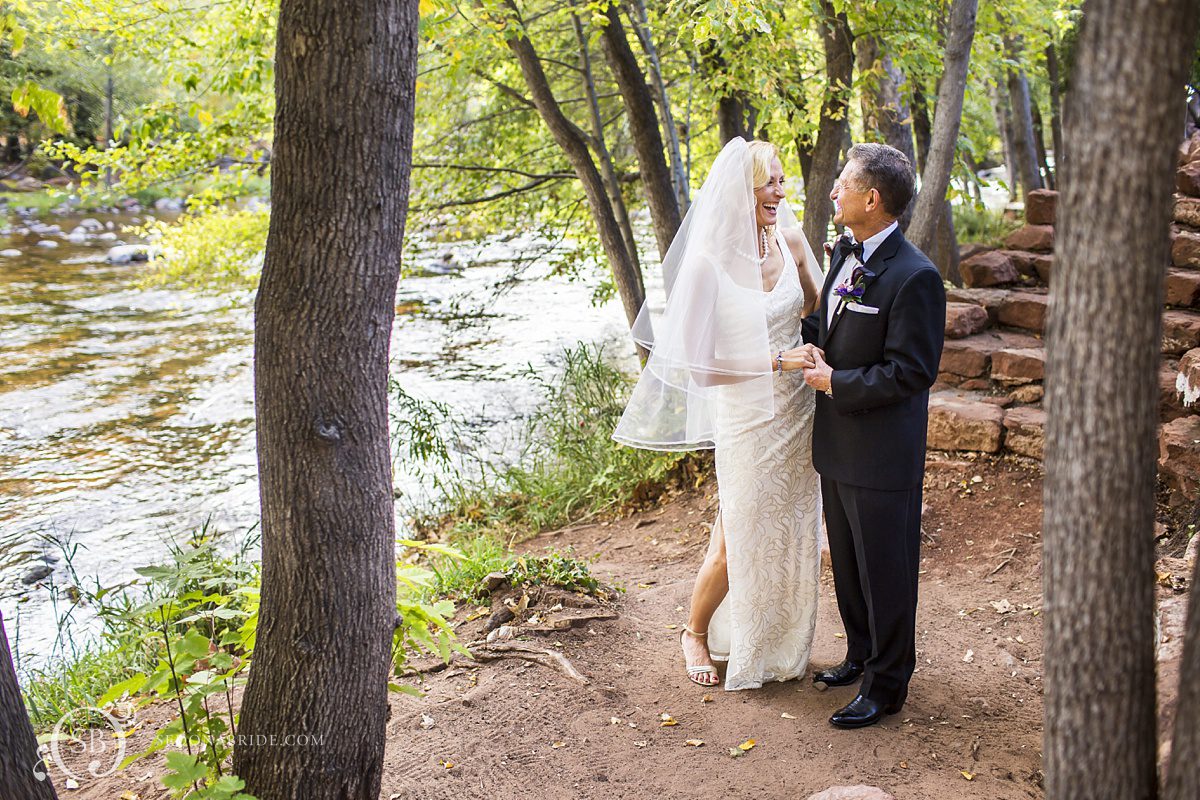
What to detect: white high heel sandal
<box><xmin>679</xmin><ymin>625</ymin><xmax>719</xmax><ymax>687</ymax></box>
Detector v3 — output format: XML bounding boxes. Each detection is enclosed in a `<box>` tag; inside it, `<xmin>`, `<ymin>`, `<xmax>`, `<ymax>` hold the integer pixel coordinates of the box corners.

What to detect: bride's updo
<box><xmin>747</xmin><ymin>140</ymin><xmax>780</xmax><ymax>190</ymax></box>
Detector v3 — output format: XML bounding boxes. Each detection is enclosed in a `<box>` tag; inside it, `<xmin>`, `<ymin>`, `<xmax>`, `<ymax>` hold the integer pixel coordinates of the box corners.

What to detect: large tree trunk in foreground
<box><xmin>502</xmin><ymin>2</ymin><xmax>646</xmax><ymax>352</ymax></box>
<box><xmin>803</xmin><ymin>0</ymin><xmax>853</xmax><ymax>260</ymax></box>
<box><xmin>231</xmin><ymin>2</ymin><xmax>417</xmax><ymax>797</ymax></box>
<box><xmin>0</xmin><ymin>613</ymin><xmax>57</xmax><ymax>799</ymax></box>
<box><xmin>599</xmin><ymin>2</ymin><xmax>682</xmax><ymax>259</ymax></box>
<box><xmin>907</xmin><ymin>0</ymin><xmax>978</xmax><ymax>275</ymax></box>
<box><xmin>1042</xmin><ymin>0</ymin><xmax>1199</xmax><ymax>798</ymax></box>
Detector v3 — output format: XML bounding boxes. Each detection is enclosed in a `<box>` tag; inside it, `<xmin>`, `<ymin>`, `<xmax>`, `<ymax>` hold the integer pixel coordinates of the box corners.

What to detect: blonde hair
<box><xmin>747</xmin><ymin>140</ymin><xmax>780</xmax><ymax>189</ymax></box>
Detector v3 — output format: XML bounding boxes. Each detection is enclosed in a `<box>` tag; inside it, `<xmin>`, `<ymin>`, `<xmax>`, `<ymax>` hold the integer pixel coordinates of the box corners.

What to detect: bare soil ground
<box><xmin>58</xmin><ymin>452</ymin><xmax>1194</xmax><ymax>800</ymax></box>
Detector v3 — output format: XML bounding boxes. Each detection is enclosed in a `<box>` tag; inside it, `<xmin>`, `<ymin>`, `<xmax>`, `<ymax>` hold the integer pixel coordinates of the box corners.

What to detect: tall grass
<box><xmin>401</xmin><ymin>342</ymin><xmax>703</xmax><ymax>542</ymax></box>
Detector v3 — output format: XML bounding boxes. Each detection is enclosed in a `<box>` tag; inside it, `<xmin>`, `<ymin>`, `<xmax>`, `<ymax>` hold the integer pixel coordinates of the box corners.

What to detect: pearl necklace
<box><xmin>737</xmin><ymin>226</ymin><xmax>773</xmax><ymax>266</ymax></box>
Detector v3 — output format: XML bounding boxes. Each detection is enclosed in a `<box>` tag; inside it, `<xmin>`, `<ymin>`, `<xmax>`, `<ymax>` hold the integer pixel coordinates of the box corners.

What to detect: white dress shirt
<box><xmin>825</xmin><ymin>221</ymin><xmax>898</xmax><ymax>327</ymax></box>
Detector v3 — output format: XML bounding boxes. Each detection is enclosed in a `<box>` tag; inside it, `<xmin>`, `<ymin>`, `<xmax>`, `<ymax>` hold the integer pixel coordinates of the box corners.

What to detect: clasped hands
<box><xmin>779</xmin><ymin>343</ymin><xmax>833</xmax><ymax>394</ymax></box>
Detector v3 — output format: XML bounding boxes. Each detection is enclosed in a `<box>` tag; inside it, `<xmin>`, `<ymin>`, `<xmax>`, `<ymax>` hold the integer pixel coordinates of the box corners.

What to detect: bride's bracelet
<box><xmin>775</xmin><ymin>351</ymin><xmax>783</xmax><ymax>374</ymax></box>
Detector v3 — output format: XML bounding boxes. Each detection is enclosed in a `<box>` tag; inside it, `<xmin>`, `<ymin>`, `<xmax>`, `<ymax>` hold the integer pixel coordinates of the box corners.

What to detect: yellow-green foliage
<box><xmin>133</xmin><ymin>207</ymin><xmax>269</xmax><ymax>292</ymax></box>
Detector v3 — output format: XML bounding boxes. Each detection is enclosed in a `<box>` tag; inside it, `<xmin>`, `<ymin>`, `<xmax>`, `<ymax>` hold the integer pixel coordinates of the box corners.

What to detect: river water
<box><xmin>0</xmin><ymin>207</ymin><xmax>631</xmax><ymax>668</ymax></box>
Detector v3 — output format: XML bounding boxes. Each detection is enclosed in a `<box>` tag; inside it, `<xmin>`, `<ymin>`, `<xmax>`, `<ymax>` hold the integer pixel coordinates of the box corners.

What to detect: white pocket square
<box><xmin>845</xmin><ymin>304</ymin><xmax>880</xmax><ymax>315</ymax></box>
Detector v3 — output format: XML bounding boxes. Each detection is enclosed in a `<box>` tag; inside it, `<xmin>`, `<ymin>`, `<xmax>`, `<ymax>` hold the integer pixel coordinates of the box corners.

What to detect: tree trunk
<box><xmin>1004</xmin><ymin>38</ymin><xmax>1044</xmax><ymax>199</ymax></box>
<box><xmin>625</xmin><ymin>0</ymin><xmax>690</xmax><ymax>212</ymax></box>
<box><xmin>0</xmin><ymin>612</ymin><xmax>57</xmax><ymax>799</ymax></box>
<box><xmin>803</xmin><ymin>0</ymin><xmax>854</xmax><ymax>260</ymax></box>
<box><xmin>501</xmin><ymin>2</ymin><xmax>647</xmax><ymax>352</ymax></box>
<box><xmin>856</xmin><ymin>34</ymin><xmax>917</xmax><ymax>229</ymax></box>
<box><xmin>572</xmin><ymin>13</ymin><xmax>640</xmax><ymax>272</ymax></box>
<box><xmin>1046</xmin><ymin>43</ymin><xmax>1064</xmax><ymax>177</ymax></box>
<box><xmin>907</xmin><ymin>0</ymin><xmax>978</xmax><ymax>271</ymax></box>
<box><xmin>912</xmin><ymin>87</ymin><xmax>932</xmax><ymax>174</ymax></box>
<box><xmin>1166</xmin><ymin>555</ymin><xmax>1200</xmax><ymax>799</ymax></box>
<box><xmin>599</xmin><ymin>2</ymin><xmax>682</xmax><ymax>259</ymax></box>
<box><xmin>1042</xmin><ymin>2</ymin><xmax>1199</xmax><ymax>800</ymax></box>
<box><xmin>990</xmin><ymin>81</ymin><xmax>1019</xmax><ymax>201</ymax></box>
<box><xmin>1031</xmin><ymin>101</ymin><xmax>1054</xmax><ymax>189</ymax></box>
<box><xmin>717</xmin><ymin>95</ymin><xmax>752</xmax><ymax>144</ymax></box>
<box><xmin>231</xmin><ymin>2</ymin><xmax>417</xmax><ymax>798</ymax></box>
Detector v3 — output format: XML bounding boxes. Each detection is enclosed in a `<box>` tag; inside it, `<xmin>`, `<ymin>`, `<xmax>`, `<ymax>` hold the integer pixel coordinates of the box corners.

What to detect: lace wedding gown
<box><xmin>706</xmin><ymin>230</ymin><xmax>822</xmax><ymax>691</ymax></box>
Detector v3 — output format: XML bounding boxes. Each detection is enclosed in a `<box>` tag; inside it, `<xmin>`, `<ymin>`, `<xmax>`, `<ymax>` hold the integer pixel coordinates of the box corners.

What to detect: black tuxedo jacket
<box><xmin>801</xmin><ymin>227</ymin><xmax>946</xmax><ymax>491</ymax></box>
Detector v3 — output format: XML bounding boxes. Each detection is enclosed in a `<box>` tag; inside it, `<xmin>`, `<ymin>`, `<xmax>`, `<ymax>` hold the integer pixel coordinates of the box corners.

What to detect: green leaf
<box><xmin>161</xmin><ymin>751</ymin><xmax>207</xmax><ymax>790</ymax></box>
<box><xmin>98</xmin><ymin>673</ymin><xmax>148</xmax><ymax>708</ymax></box>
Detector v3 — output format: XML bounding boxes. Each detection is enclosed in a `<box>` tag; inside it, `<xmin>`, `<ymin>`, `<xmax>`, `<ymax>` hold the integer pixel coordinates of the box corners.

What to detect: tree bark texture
<box><xmin>1166</xmin><ymin>554</ymin><xmax>1200</xmax><ymax>799</ymax></box>
<box><xmin>1031</xmin><ymin>101</ymin><xmax>1055</xmax><ymax>190</ymax></box>
<box><xmin>803</xmin><ymin>0</ymin><xmax>853</xmax><ymax>260</ymax></box>
<box><xmin>855</xmin><ymin>34</ymin><xmax>917</xmax><ymax>229</ymax></box>
<box><xmin>625</xmin><ymin>0</ymin><xmax>690</xmax><ymax>212</ymax></box>
<box><xmin>0</xmin><ymin>612</ymin><xmax>57</xmax><ymax>799</ymax></box>
<box><xmin>906</xmin><ymin>0</ymin><xmax>978</xmax><ymax>262</ymax></box>
<box><xmin>599</xmin><ymin>2</ymin><xmax>682</xmax><ymax>259</ymax></box>
<box><xmin>912</xmin><ymin>88</ymin><xmax>932</xmax><ymax>174</ymax></box>
<box><xmin>1004</xmin><ymin>38</ymin><xmax>1045</xmax><ymax>199</ymax></box>
<box><xmin>231</xmin><ymin>2</ymin><xmax>418</xmax><ymax>798</ymax></box>
<box><xmin>572</xmin><ymin>13</ymin><xmax>639</xmax><ymax>273</ymax></box>
<box><xmin>501</xmin><ymin>2</ymin><xmax>647</xmax><ymax>348</ymax></box>
<box><xmin>990</xmin><ymin>81</ymin><xmax>1019</xmax><ymax>201</ymax></box>
<box><xmin>1046</xmin><ymin>43</ymin><xmax>1065</xmax><ymax>174</ymax></box>
<box><xmin>1042</xmin><ymin>1</ymin><xmax>1200</xmax><ymax>799</ymax></box>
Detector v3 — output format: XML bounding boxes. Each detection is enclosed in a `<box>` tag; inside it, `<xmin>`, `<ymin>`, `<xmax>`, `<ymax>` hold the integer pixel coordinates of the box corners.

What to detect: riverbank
<box><xmin>48</xmin><ymin>449</ymin><xmax>1193</xmax><ymax>799</ymax></box>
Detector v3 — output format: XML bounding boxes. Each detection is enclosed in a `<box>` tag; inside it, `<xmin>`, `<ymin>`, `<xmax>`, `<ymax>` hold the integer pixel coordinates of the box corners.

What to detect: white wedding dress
<box><xmin>705</xmin><ymin>230</ymin><xmax>822</xmax><ymax>691</ymax></box>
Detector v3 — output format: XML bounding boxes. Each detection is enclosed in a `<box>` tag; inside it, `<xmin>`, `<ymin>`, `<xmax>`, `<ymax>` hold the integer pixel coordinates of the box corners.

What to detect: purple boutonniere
<box><xmin>834</xmin><ymin>265</ymin><xmax>875</xmax><ymax>309</ymax></box>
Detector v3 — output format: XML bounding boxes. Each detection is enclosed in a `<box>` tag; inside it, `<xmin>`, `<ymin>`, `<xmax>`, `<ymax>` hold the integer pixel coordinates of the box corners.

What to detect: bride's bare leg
<box><xmin>681</xmin><ymin>513</ymin><xmax>729</xmax><ymax>686</ymax></box>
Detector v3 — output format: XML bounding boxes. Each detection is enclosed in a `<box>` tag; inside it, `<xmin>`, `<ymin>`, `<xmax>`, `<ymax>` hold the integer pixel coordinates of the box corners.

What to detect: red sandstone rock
<box><xmin>944</xmin><ymin>287</ymin><xmax>1009</xmax><ymax>323</ymax></box>
<box><xmin>992</xmin><ymin>347</ymin><xmax>1046</xmax><ymax>384</ymax></box>
<box><xmin>1159</xmin><ymin>415</ymin><xmax>1200</xmax><ymax>502</ymax></box>
<box><xmin>1175</xmin><ymin>195</ymin><xmax>1200</xmax><ymax>228</ymax></box>
<box><xmin>997</xmin><ymin>292</ymin><xmax>1049</xmax><ymax>333</ymax></box>
<box><xmin>945</xmin><ymin>302</ymin><xmax>990</xmax><ymax>339</ymax></box>
<box><xmin>1024</xmin><ymin>189</ymin><xmax>1058</xmax><ymax>226</ymax></box>
<box><xmin>1173</xmin><ymin>230</ymin><xmax>1200</xmax><ymax>269</ymax></box>
<box><xmin>1177</xmin><ymin>161</ymin><xmax>1200</xmax><ymax>198</ymax></box>
<box><xmin>1166</xmin><ymin>268</ymin><xmax>1200</xmax><ymax>307</ymax></box>
<box><xmin>927</xmin><ymin>392</ymin><xmax>1005</xmax><ymax>452</ymax></box>
<box><xmin>1031</xmin><ymin>254</ymin><xmax>1053</xmax><ymax>284</ymax></box>
<box><xmin>958</xmin><ymin>243</ymin><xmax>993</xmax><ymax>262</ymax></box>
<box><xmin>1004</xmin><ymin>406</ymin><xmax>1045</xmax><ymax>460</ymax></box>
<box><xmin>938</xmin><ymin>330</ymin><xmax>1041</xmax><ymax>379</ymax></box>
<box><xmin>1162</xmin><ymin>310</ymin><xmax>1200</xmax><ymax>355</ymax></box>
<box><xmin>1164</xmin><ymin>357</ymin><xmax>1189</xmax><ymax>422</ymax></box>
<box><xmin>1004</xmin><ymin>224</ymin><xmax>1055</xmax><ymax>253</ymax></box>
<box><xmin>1179</xmin><ymin>132</ymin><xmax>1200</xmax><ymax>167</ymax></box>
<box><xmin>1010</xmin><ymin>384</ymin><xmax>1044</xmax><ymax>404</ymax></box>
<box><xmin>960</xmin><ymin>251</ymin><xmax>1019</xmax><ymax>288</ymax></box>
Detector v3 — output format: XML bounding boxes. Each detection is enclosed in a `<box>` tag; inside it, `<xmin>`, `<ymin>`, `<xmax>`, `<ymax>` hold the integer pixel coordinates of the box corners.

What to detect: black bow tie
<box><xmin>834</xmin><ymin>235</ymin><xmax>864</xmax><ymax>264</ymax></box>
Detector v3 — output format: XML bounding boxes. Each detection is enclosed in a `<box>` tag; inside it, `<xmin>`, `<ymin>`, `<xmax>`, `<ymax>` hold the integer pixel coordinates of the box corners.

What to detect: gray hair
<box><xmin>846</xmin><ymin>143</ymin><xmax>915</xmax><ymax>218</ymax></box>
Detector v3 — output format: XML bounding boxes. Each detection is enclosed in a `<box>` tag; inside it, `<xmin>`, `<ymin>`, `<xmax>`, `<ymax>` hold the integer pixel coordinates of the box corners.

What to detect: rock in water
<box><xmin>22</xmin><ymin>564</ymin><xmax>53</xmax><ymax>584</ymax></box>
<box><xmin>107</xmin><ymin>244</ymin><xmax>160</xmax><ymax>264</ymax></box>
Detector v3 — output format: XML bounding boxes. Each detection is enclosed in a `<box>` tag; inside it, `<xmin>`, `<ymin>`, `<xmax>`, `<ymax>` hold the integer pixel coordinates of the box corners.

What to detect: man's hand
<box><xmin>779</xmin><ymin>344</ymin><xmax>823</xmax><ymax>372</ymax></box>
<box><xmin>802</xmin><ymin>347</ymin><xmax>833</xmax><ymax>394</ymax></box>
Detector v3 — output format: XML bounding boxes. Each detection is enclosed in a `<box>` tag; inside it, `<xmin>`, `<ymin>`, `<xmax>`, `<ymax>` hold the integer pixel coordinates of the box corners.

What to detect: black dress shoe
<box><xmin>812</xmin><ymin>659</ymin><xmax>864</xmax><ymax>690</ymax></box>
<box><xmin>829</xmin><ymin>694</ymin><xmax>903</xmax><ymax>729</ymax></box>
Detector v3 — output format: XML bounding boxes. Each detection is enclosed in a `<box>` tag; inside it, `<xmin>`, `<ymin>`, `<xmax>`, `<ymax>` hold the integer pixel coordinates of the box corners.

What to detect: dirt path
<box><xmin>62</xmin><ymin>451</ymin><xmax>1194</xmax><ymax>799</ymax></box>
<box><xmin>381</xmin><ymin>454</ymin><xmax>1048</xmax><ymax>800</ymax></box>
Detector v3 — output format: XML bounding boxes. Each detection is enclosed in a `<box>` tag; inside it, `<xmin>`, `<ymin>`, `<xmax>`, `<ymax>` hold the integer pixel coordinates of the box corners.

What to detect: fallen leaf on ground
<box><xmin>685</xmin><ymin>739</ymin><xmax>704</xmax><ymax>747</ymax></box>
<box><xmin>738</xmin><ymin>739</ymin><xmax>756</xmax><ymax>751</ymax></box>
<box><xmin>900</xmin><ymin>761</ymin><xmax>908</xmax><ymax>769</ymax></box>
<box><xmin>702</xmin><ymin>695</ymin><xmax>713</xmax><ymax>703</ymax></box>
<box><xmin>634</xmin><ymin>740</ymin><xmax>648</xmax><ymax>748</ymax></box>
<box><xmin>552</xmin><ymin>741</ymin><xmax>566</xmax><ymax>749</ymax></box>
<box><xmin>419</xmin><ymin>713</ymin><xmax>435</xmax><ymax>730</ymax></box>
<box><xmin>729</xmin><ymin>748</ymin><xmax>744</xmax><ymax>758</ymax></box>
<box><xmin>963</xmin><ymin>649</ymin><xmax>974</xmax><ymax>663</ymax></box>
<box><xmin>961</xmin><ymin>770</ymin><xmax>975</xmax><ymax>780</ymax></box>
<box><xmin>441</xmin><ymin>760</ymin><xmax>454</xmax><ymax>770</ymax></box>
<box><xmin>990</xmin><ymin>599</ymin><xmax>1013</xmax><ymax>614</ymax></box>
<box><xmin>781</xmin><ymin>712</ymin><xmax>796</xmax><ymax>720</ymax></box>
<box><xmin>660</xmin><ymin>713</ymin><xmax>678</xmax><ymax>727</ymax></box>
<box><xmin>610</xmin><ymin>717</ymin><xmax>622</xmax><ymax>725</ymax></box>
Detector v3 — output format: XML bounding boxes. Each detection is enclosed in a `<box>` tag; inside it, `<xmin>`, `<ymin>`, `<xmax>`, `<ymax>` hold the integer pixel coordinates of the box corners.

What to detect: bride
<box><xmin>614</xmin><ymin>138</ymin><xmax>824</xmax><ymax>691</ymax></box>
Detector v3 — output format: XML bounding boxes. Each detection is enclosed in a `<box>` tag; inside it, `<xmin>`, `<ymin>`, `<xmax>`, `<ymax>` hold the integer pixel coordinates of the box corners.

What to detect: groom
<box><xmin>783</xmin><ymin>143</ymin><xmax>946</xmax><ymax>729</ymax></box>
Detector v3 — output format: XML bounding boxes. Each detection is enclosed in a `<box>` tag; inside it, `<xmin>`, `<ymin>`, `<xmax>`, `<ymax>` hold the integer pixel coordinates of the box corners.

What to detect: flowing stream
<box><xmin>0</xmin><ymin>206</ymin><xmax>631</xmax><ymax>668</ymax></box>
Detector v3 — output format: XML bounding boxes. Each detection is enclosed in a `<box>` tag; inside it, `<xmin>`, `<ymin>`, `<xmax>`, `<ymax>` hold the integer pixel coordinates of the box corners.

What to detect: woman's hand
<box><xmin>779</xmin><ymin>344</ymin><xmax>823</xmax><ymax>372</ymax></box>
